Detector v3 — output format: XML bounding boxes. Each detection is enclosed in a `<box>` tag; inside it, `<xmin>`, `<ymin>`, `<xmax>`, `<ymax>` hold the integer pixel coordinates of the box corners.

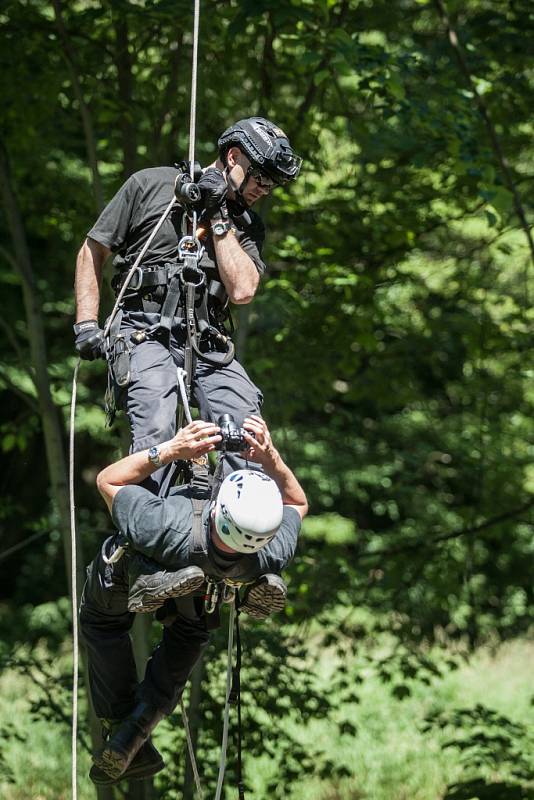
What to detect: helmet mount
<box><xmin>218</xmin><ymin>117</ymin><xmax>302</xmax><ymax>193</ymax></box>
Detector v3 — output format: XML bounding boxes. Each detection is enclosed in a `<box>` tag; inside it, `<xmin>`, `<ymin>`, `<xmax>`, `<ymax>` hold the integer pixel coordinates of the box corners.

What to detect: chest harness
<box><xmin>103</xmin><ymin>163</ymin><xmax>239</xmax><ymax>426</ymax></box>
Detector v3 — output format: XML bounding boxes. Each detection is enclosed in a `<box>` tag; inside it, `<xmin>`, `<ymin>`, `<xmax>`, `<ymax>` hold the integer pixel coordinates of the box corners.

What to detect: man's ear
<box><xmin>226</xmin><ymin>146</ymin><xmax>241</xmax><ymax>168</ymax></box>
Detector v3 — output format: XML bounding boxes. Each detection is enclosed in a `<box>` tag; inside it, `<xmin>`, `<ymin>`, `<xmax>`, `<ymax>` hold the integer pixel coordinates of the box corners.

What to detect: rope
<box><xmin>180</xmin><ymin>697</ymin><xmax>205</xmax><ymax>799</ymax></box>
<box><xmin>188</xmin><ymin>0</ymin><xmax>200</xmax><ymax>172</ymax></box>
<box><xmin>69</xmin><ymin>358</ymin><xmax>80</xmax><ymax>800</ymax></box>
<box><xmin>67</xmin><ymin>6</ymin><xmax>206</xmax><ymax>798</ymax></box>
<box><xmin>214</xmin><ymin>602</ymin><xmax>236</xmax><ymax>800</ymax></box>
<box><xmin>102</xmin><ymin>194</ymin><xmax>177</xmax><ymax>341</ymax></box>
<box><xmin>177</xmin><ymin>367</ymin><xmax>194</xmax><ymax>424</ymax></box>
<box><xmin>188</xmin><ymin>0</ymin><xmax>201</xmax><ymax>247</ymax></box>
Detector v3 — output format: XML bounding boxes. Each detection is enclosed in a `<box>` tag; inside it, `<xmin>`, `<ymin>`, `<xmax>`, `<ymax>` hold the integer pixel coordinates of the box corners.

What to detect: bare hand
<box><xmin>168</xmin><ymin>420</ymin><xmax>221</xmax><ymax>460</ymax></box>
<box><xmin>241</xmin><ymin>415</ymin><xmax>278</xmax><ymax>466</ymax></box>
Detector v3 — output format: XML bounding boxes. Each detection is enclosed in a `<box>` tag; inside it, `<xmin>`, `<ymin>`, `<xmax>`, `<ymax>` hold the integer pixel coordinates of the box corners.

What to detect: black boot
<box><xmin>92</xmin><ymin>702</ymin><xmax>166</xmax><ymax>780</ymax></box>
<box><xmin>127</xmin><ymin>553</ymin><xmax>205</xmax><ymax>613</ymax></box>
<box><xmin>241</xmin><ymin>574</ymin><xmax>287</xmax><ymax>620</ymax></box>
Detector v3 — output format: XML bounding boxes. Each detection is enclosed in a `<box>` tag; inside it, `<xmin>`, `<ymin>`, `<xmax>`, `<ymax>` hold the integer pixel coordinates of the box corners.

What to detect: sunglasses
<box><xmin>246</xmin><ymin>165</ymin><xmax>276</xmax><ymax>190</ymax></box>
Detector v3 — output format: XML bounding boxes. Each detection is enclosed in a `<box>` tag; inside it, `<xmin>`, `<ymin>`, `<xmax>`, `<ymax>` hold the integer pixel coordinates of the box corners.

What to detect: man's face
<box><xmin>226</xmin><ymin>147</ymin><xmax>275</xmax><ymax>206</ymax></box>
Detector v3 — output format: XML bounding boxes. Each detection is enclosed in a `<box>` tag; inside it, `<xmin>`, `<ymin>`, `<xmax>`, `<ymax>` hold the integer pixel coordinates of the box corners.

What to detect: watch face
<box><xmin>213</xmin><ymin>222</ymin><xmax>228</xmax><ymax>235</ymax></box>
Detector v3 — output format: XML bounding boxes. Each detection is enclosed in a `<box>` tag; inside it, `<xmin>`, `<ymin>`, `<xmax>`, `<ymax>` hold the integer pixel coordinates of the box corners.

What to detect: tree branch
<box><xmin>433</xmin><ymin>0</ymin><xmax>534</xmax><ymax>265</ymax></box>
<box><xmin>355</xmin><ymin>498</ymin><xmax>534</xmax><ymax>561</ymax></box>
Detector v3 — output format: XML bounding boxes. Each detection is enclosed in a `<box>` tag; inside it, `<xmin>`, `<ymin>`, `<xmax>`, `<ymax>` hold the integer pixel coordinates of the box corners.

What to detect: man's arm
<box><xmin>212</xmin><ymin>230</ymin><xmax>260</xmax><ymax>304</ymax></box>
<box><xmin>75</xmin><ymin>237</ymin><xmax>110</xmax><ymax>323</ymax></box>
<box><xmin>96</xmin><ymin>420</ymin><xmax>221</xmax><ymax>512</ymax></box>
<box><xmin>242</xmin><ymin>416</ymin><xmax>308</xmax><ymax>519</ymax></box>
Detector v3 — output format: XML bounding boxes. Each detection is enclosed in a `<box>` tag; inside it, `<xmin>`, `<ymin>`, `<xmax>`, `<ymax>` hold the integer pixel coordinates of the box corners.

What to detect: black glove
<box><xmin>197</xmin><ymin>168</ymin><xmax>228</xmax><ymax>218</ymax></box>
<box><xmin>74</xmin><ymin>320</ymin><xmax>105</xmax><ymax>361</ymax></box>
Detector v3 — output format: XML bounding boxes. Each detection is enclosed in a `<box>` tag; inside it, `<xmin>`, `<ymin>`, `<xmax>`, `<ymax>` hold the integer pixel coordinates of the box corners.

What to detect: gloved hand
<box><xmin>73</xmin><ymin>320</ymin><xmax>105</xmax><ymax>361</ymax></box>
<box><xmin>197</xmin><ymin>168</ymin><xmax>228</xmax><ymax>218</ymax></box>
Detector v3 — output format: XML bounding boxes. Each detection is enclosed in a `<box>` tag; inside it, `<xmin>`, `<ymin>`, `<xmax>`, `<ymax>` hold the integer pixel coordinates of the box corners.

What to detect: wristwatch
<box><xmin>148</xmin><ymin>445</ymin><xmax>162</xmax><ymax>468</ymax></box>
<box><xmin>212</xmin><ymin>219</ymin><xmax>232</xmax><ymax>237</ymax></box>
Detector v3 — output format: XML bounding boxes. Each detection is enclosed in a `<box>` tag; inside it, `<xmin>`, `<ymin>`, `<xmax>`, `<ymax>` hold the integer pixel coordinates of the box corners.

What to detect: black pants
<box><xmin>79</xmin><ymin>536</ymin><xmax>210</xmax><ymax>720</ymax></box>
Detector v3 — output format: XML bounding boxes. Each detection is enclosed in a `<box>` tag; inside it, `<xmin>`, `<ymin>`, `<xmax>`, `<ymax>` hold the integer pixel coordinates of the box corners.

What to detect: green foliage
<box><xmin>423</xmin><ymin>704</ymin><xmax>534</xmax><ymax>800</ymax></box>
<box><xmin>0</xmin><ymin>0</ymin><xmax>533</xmax><ymax>796</ymax></box>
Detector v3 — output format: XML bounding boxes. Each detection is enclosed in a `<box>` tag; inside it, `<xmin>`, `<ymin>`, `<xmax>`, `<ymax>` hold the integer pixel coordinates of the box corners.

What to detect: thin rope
<box><xmin>188</xmin><ymin>0</ymin><xmax>200</xmax><ymax>172</ymax></box>
<box><xmin>188</xmin><ymin>0</ymin><xmax>201</xmax><ymax>238</ymax></box>
<box><xmin>180</xmin><ymin>697</ymin><xmax>205</xmax><ymax>799</ymax></box>
<box><xmin>177</xmin><ymin>367</ymin><xmax>193</xmax><ymax>424</ymax></box>
<box><xmin>214</xmin><ymin>602</ymin><xmax>236</xmax><ymax>800</ymax></box>
<box><xmin>69</xmin><ymin>358</ymin><xmax>80</xmax><ymax>800</ymax></box>
<box><xmin>103</xmin><ymin>194</ymin><xmax>177</xmax><ymax>340</ymax></box>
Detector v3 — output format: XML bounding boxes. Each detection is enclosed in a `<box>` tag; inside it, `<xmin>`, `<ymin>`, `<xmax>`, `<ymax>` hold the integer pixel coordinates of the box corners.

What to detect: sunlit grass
<box><xmin>0</xmin><ymin>640</ymin><xmax>531</xmax><ymax>799</ymax></box>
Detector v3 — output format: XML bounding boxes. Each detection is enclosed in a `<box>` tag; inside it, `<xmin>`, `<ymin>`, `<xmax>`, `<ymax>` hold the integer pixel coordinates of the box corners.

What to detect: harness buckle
<box><xmin>125</xmin><ymin>265</ymin><xmax>144</xmax><ymax>292</ymax></box>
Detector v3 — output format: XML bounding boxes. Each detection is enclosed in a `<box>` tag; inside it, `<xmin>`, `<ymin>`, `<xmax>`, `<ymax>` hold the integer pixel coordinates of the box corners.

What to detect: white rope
<box><xmin>188</xmin><ymin>0</ymin><xmax>200</xmax><ymax>173</ymax></box>
<box><xmin>177</xmin><ymin>367</ymin><xmax>194</xmax><ymax>424</ymax></box>
<box><xmin>102</xmin><ymin>194</ymin><xmax>177</xmax><ymax>340</ymax></box>
<box><xmin>67</xmin><ymin>6</ymin><xmax>204</xmax><ymax>799</ymax></box>
<box><xmin>180</xmin><ymin>697</ymin><xmax>205</xmax><ymax>799</ymax></box>
<box><xmin>214</xmin><ymin>602</ymin><xmax>236</xmax><ymax>800</ymax></box>
<box><xmin>188</xmin><ymin>0</ymin><xmax>201</xmax><ymax>238</ymax></box>
<box><xmin>69</xmin><ymin>358</ymin><xmax>80</xmax><ymax>800</ymax></box>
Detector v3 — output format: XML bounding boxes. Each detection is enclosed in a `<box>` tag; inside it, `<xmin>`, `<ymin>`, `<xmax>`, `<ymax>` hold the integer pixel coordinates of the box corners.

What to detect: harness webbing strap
<box><xmin>191</xmin><ymin>497</ymin><xmax>207</xmax><ymax>554</ymax></box>
<box><xmin>157</xmin><ymin>267</ymin><xmax>184</xmax><ymax>333</ymax></box>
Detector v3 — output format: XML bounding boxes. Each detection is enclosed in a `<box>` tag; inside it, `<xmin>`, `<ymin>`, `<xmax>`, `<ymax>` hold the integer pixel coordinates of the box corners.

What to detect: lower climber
<box><xmin>80</xmin><ymin>415</ymin><xmax>308</xmax><ymax>785</ymax></box>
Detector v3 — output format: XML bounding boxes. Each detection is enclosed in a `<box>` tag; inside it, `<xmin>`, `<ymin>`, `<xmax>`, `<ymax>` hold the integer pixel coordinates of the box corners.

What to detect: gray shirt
<box><xmin>112</xmin><ymin>484</ymin><xmax>301</xmax><ymax>582</ymax></box>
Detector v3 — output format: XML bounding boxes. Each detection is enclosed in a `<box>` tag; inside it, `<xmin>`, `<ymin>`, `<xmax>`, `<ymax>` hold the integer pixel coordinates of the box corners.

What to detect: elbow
<box><xmin>96</xmin><ymin>469</ymin><xmax>108</xmax><ymax>498</ymax></box>
<box><xmin>229</xmin><ymin>290</ymin><xmax>255</xmax><ymax>305</ymax></box>
<box><xmin>228</xmin><ymin>273</ymin><xmax>259</xmax><ymax>305</ymax></box>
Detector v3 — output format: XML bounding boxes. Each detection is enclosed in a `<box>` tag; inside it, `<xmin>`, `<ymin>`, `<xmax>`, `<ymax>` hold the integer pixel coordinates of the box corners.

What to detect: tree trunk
<box><xmin>52</xmin><ymin>0</ymin><xmax>105</xmax><ymax>213</ymax></box>
<box><xmin>112</xmin><ymin>11</ymin><xmax>137</xmax><ymax>178</ymax></box>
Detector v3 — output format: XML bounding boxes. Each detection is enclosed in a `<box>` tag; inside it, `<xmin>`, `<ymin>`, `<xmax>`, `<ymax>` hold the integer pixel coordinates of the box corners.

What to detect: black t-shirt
<box><xmin>87</xmin><ymin>166</ymin><xmax>267</xmax><ymax>281</ymax></box>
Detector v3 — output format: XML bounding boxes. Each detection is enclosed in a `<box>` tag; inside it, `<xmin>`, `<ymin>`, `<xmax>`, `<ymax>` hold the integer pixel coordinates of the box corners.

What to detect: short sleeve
<box><xmin>111</xmin><ymin>485</ymin><xmax>192</xmax><ymax>566</ymax></box>
<box><xmin>87</xmin><ymin>174</ymin><xmax>142</xmax><ymax>252</ymax></box>
<box><xmin>238</xmin><ymin>213</ymin><xmax>267</xmax><ymax>275</ymax></box>
<box><xmin>255</xmin><ymin>506</ymin><xmax>301</xmax><ymax>574</ymax></box>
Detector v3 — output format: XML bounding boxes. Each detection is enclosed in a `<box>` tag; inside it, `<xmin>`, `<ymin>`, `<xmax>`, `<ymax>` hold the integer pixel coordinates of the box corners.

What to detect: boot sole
<box><xmin>128</xmin><ymin>571</ymin><xmax>205</xmax><ymax>613</ymax></box>
<box><xmin>241</xmin><ymin>582</ymin><xmax>287</xmax><ymax>620</ymax></box>
<box><xmin>93</xmin><ymin>746</ymin><xmax>130</xmax><ymax>781</ymax></box>
<box><xmin>90</xmin><ymin>755</ymin><xmax>164</xmax><ymax>786</ymax></box>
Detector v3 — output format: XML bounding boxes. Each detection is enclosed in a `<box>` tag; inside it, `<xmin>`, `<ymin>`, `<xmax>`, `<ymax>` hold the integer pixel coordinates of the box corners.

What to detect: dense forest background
<box><xmin>0</xmin><ymin>1</ymin><xmax>532</xmax><ymax>799</ymax></box>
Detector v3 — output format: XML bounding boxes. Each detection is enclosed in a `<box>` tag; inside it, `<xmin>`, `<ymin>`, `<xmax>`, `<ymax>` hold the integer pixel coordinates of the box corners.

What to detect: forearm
<box><xmin>263</xmin><ymin>449</ymin><xmax>308</xmax><ymax>517</ymax></box>
<box><xmin>213</xmin><ymin>231</ymin><xmax>259</xmax><ymax>304</ymax></box>
<box><xmin>97</xmin><ymin>441</ymin><xmax>175</xmax><ymax>497</ymax></box>
<box><xmin>75</xmin><ymin>238</ymin><xmax>108</xmax><ymax>322</ymax></box>
<box><xmin>97</xmin><ymin>421</ymin><xmax>221</xmax><ymax>512</ymax></box>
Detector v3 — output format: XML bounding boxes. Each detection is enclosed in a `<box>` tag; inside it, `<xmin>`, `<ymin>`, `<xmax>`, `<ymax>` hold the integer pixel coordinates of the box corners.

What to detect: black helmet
<box><xmin>218</xmin><ymin>117</ymin><xmax>302</xmax><ymax>185</ymax></box>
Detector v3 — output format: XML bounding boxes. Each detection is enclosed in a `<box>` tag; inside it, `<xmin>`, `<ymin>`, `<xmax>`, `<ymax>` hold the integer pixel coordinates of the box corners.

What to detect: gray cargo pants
<box><xmin>112</xmin><ymin>314</ymin><xmax>263</xmax><ymax>496</ymax></box>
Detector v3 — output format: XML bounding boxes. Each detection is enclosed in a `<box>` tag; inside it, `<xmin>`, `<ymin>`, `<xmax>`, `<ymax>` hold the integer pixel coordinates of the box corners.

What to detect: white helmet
<box><xmin>214</xmin><ymin>470</ymin><xmax>284</xmax><ymax>554</ymax></box>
